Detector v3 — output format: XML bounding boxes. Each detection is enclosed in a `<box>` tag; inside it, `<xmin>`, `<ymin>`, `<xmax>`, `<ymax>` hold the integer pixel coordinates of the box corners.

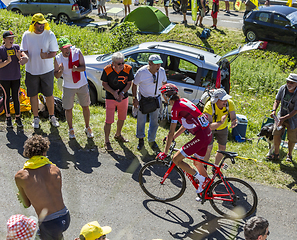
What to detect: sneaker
<box><xmin>32</xmin><ymin>117</ymin><xmax>40</xmax><ymax>129</ymax></box>
<box><xmin>68</xmin><ymin>128</ymin><xmax>75</xmax><ymax>139</ymax></box>
<box><xmin>210</xmin><ymin>25</ymin><xmax>217</xmax><ymax>29</ymax></box>
<box><xmin>137</xmin><ymin>138</ymin><xmax>144</xmax><ymax>150</ymax></box>
<box><xmin>49</xmin><ymin>116</ymin><xmax>59</xmax><ymax>127</ymax></box>
<box><xmin>114</xmin><ymin>134</ymin><xmax>129</xmax><ymax>142</ymax></box>
<box><xmin>149</xmin><ymin>141</ymin><xmax>159</xmax><ymax>150</ymax></box>
<box><xmin>6</xmin><ymin>117</ymin><xmax>13</xmax><ymax>128</ymax></box>
<box><xmin>196</xmin><ymin>177</ymin><xmax>211</xmax><ymax>194</ymax></box>
<box><xmin>105</xmin><ymin>142</ymin><xmax>113</xmax><ymax>152</ymax></box>
<box><xmin>85</xmin><ymin>127</ymin><xmax>94</xmax><ymax>138</ymax></box>
<box><xmin>181</xmin><ymin>20</ymin><xmax>187</xmax><ymax>25</ymax></box>
<box><xmin>196</xmin><ymin>196</ymin><xmax>202</xmax><ymax>202</ymax></box>
<box><xmin>15</xmin><ymin>117</ymin><xmax>23</xmax><ymax>128</ymax></box>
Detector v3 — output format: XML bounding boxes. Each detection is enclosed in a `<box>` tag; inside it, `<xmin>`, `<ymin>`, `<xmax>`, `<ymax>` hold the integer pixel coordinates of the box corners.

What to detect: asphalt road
<box><xmin>0</xmin><ymin>126</ymin><xmax>296</xmax><ymax>239</ymax></box>
<box><xmin>2</xmin><ymin>0</ymin><xmax>244</xmax><ymax>30</ymax></box>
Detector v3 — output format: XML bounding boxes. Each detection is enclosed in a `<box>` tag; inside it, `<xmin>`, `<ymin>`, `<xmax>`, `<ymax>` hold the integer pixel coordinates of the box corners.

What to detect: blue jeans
<box><xmin>136</xmin><ymin>108</ymin><xmax>159</xmax><ymax>142</ymax></box>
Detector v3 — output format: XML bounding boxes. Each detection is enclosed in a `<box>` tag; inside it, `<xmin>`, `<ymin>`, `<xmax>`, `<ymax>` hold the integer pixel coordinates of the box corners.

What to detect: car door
<box><xmin>272</xmin><ymin>13</ymin><xmax>295</xmax><ymax>44</ymax></box>
<box><xmin>40</xmin><ymin>0</ymin><xmax>58</xmax><ymax>17</ymax></box>
<box><xmin>163</xmin><ymin>55</ymin><xmax>200</xmax><ymax>103</ymax></box>
<box><xmin>20</xmin><ymin>0</ymin><xmax>41</xmax><ymax>14</ymax></box>
<box><xmin>253</xmin><ymin>11</ymin><xmax>274</xmax><ymax>40</ymax></box>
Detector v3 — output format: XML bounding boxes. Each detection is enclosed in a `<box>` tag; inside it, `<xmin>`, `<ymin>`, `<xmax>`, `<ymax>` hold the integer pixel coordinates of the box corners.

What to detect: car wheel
<box><xmin>88</xmin><ymin>81</ymin><xmax>97</xmax><ymax>105</ymax></box>
<box><xmin>12</xmin><ymin>8</ymin><xmax>22</xmax><ymax>14</ymax></box>
<box><xmin>246</xmin><ymin>30</ymin><xmax>258</xmax><ymax>42</ymax></box>
<box><xmin>172</xmin><ymin>3</ymin><xmax>180</xmax><ymax>13</ymax></box>
<box><xmin>58</xmin><ymin>13</ymin><xmax>70</xmax><ymax>24</ymax></box>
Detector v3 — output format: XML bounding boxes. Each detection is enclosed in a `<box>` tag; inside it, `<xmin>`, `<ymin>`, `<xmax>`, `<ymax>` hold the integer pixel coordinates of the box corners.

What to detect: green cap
<box><xmin>58</xmin><ymin>37</ymin><xmax>72</xmax><ymax>48</ymax></box>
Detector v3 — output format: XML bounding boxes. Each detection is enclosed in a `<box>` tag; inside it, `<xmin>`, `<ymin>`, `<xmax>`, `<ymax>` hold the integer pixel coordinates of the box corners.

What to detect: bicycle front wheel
<box><xmin>209</xmin><ymin>177</ymin><xmax>258</xmax><ymax>219</ymax></box>
<box><xmin>138</xmin><ymin>160</ymin><xmax>186</xmax><ymax>202</ymax></box>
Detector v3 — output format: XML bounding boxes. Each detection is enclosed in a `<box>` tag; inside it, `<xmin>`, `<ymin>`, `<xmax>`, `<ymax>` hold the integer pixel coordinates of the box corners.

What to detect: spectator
<box><xmin>158</xmin><ymin>83</ymin><xmax>212</xmax><ymax>195</ymax></box>
<box><xmin>97</xmin><ymin>0</ymin><xmax>106</xmax><ymax>17</ymax></box>
<box><xmin>224</xmin><ymin>0</ymin><xmax>230</xmax><ymax>13</ymax></box>
<box><xmin>244</xmin><ymin>216</ymin><xmax>269</xmax><ymax>240</ymax></box>
<box><xmin>244</xmin><ymin>0</ymin><xmax>256</xmax><ymax>18</ymax></box>
<box><xmin>6</xmin><ymin>214</ymin><xmax>38</xmax><ymax>240</ymax></box>
<box><xmin>264</xmin><ymin>0</ymin><xmax>270</xmax><ymax>6</ymax></box>
<box><xmin>203</xmin><ymin>88</ymin><xmax>237</xmax><ymax>167</ymax></box>
<box><xmin>75</xmin><ymin>221</ymin><xmax>112</xmax><ymax>240</ymax></box>
<box><xmin>54</xmin><ymin>37</ymin><xmax>94</xmax><ymax>139</ymax></box>
<box><xmin>15</xmin><ymin>135</ymin><xmax>70</xmax><ymax>240</ymax></box>
<box><xmin>268</xmin><ymin>73</ymin><xmax>297</xmax><ymax>162</ymax></box>
<box><xmin>101</xmin><ymin>52</ymin><xmax>133</xmax><ymax>152</ymax></box>
<box><xmin>147</xmin><ymin>0</ymin><xmax>154</xmax><ymax>6</ymax></box>
<box><xmin>123</xmin><ymin>0</ymin><xmax>131</xmax><ymax>17</ymax></box>
<box><xmin>20</xmin><ymin>13</ymin><xmax>59</xmax><ymax>129</ymax></box>
<box><xmin>162</xmin><ymin>0</ymin><xmax>170</xmax><ymax>18</ymax></box>
<box><xmin>195</xmin><ymin>0</ymin><xmax>206</xmax><ymax>28</ymax></box>
<box><xmin>0</xmin><ymin>30</ymin><xmax>28</xmax><ymax>128</ymax></box>
<box><xmin>132</xmin><ymin>55</ymin><xmax>167</xmax><ymax>151</ymax></box>
<box><xmin>211</xmin><ymin>0</ymin><xmax>219</xmax><ymax>29</ymax></box>
<box><xmin>181</xmin><ymin>0</ymin><xmax>188</xmax><ymax>25</ymax></box>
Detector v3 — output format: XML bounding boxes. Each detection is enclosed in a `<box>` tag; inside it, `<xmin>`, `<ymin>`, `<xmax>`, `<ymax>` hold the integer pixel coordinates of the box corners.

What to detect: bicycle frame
<box><xmin>160</xmin><ymin>142</ymin><xmax>238</xmax><ymax>203</ymax></box>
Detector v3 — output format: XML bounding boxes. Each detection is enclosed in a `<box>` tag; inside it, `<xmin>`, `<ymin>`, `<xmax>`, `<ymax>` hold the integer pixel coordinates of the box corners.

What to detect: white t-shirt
<box><xmin>20</xmin><ymin>30</ymin><xmax>58</xmax><ymax>75</ymax></box>
<box><xmin>55</xmin><ymin>47</ymin><xmax>88</xmax><ymax>89</ymax></box>
<box><xmin>134</xmin><ymin>65</ymin><xmax>167</xmax><ymax>98</ymax></box>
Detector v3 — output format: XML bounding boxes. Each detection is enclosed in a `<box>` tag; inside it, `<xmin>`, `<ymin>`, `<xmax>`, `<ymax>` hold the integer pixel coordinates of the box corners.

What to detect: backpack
<box><xmin>200</xmin><ymin>28</ymin><xmax>211</xmax><ymax>39</ymax></box>
<box><xmin>38</xmin><ymin>94</ymin><xmax>66</xmax><ymax>121</ymax></box>
<box><xmin>197</xmin><ymin>89</ymin><xmax>229</xmax><ymax>122</ymax></box>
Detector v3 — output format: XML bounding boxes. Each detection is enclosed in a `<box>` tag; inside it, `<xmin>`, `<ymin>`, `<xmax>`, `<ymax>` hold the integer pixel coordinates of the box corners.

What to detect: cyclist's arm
<box><xmin>164</xmin><ymin>122</ymin><xmax>177</xmax><ymax>154</ymax></box>
<box><xmin>206</xmin><ymin>112</ymin><xmax>227</xmax><ymax>130</ymax></box>
<box><xmin>173</xmin><ymin>125</ymin><xmax>186</xmax><ymax>139</ymax></box>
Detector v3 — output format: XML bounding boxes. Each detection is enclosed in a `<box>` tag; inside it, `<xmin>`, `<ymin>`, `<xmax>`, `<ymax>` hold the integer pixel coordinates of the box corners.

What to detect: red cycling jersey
<box><xmin>171</xmin><ymin>98</ymin><xmax>210</xmax><ymax>135</ymax></box>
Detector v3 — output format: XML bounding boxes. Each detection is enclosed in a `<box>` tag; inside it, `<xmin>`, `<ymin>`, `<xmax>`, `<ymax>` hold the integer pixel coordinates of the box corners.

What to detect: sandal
<box><xmin>114</xmin><ymin>134</ymin><xmax>129</xmax><ymax>143</ymax></box>
<box><xmin>286</xmin><ymin>155</ymin><xmax>293</xmax><ymax>162</ymax></box>
<box><xmin>266</xmin><ymin>153</ymin><xmax>279</xmax><ymax>160</ymax></box>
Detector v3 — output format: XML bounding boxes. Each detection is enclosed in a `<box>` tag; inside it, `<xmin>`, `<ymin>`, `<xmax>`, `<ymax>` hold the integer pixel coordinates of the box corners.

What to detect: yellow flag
<box><xmin>287</xmin><ymin>0</ymin><xmax>296</xmax><ymax>7</ymax></box>
<box><xmin>250</xmin><ymin>0</ymin><xmax>259</xmax><ymax>9</ymax></box>
<box><xmin>235</xmin><ymin>0</ymin><xmax>241</xmax><ymax>10</ymax></box>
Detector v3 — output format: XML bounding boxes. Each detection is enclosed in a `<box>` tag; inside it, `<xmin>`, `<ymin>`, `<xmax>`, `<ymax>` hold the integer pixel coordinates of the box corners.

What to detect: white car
<box><xmin>85</xmin><ymin>40</ymin><xmax>261</xmax><ymax>108</ymax></box>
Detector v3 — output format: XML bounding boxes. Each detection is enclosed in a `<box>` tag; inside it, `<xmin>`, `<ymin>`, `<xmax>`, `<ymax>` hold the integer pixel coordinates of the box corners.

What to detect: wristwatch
<box><xmin>121</xmin><ymin>91</ymin><xmax>125</xmax><ymax>95</ymax></box>
<box><xmin>132</xmin><ymin>96</ymin><xmax>136</xmax><ymax>99</ymax></box>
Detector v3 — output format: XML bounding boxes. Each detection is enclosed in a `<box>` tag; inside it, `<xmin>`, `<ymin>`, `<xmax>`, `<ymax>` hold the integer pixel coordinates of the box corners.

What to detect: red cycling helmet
<box><xmin>159</xmin><ymin>83</ymin><xmax>178</xmax><ymax>96</ymax></box>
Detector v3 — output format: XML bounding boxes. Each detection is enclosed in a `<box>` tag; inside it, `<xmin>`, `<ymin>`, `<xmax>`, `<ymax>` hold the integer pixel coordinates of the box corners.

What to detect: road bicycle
<box><xmin>138</xmin><ymin>141</ymin><xmax>258</xmax><ymax>219</ymax></box>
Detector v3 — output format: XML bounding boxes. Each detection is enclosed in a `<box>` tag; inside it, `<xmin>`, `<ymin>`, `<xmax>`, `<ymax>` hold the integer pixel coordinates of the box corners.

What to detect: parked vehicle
<box><xmin>6</xmin><ymin>0</ymin><xmax>92</xmax><ymax>23</ymax></box>
<box><xmin>243</xmin><ymin>6</ymin><xmax>297</xmax><ymax>46</ymax></box>
<box><xmin>84</xmin><ymin>40</ymin><xmax>262</xmax><ymax>109</ymax></box>
<box><xmin>172</xmin><ymin>0</ymin><xmax>210</xmax><ymax>15</ymax></box>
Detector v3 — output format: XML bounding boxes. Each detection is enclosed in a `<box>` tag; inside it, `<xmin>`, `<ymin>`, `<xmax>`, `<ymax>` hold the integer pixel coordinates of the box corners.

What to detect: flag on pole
<box><xmin>235</xmin><ymin>0</ymin><xmax>241</xmax><ymax>10</ymax></box>
<box><xmin>250</xmin><ymin>0</ymin><xmax>259</xmax><ymax>10</ymax></box>
<box><xmin>287</xmin><ymin>0</ymin><xmax>297</xmax><ymax>7</ymax></box>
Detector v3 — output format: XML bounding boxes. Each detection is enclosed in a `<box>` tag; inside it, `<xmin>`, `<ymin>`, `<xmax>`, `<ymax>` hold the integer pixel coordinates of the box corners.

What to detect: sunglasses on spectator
<box><xmin>116</xmin><ymin>62</ymin><xmax>125</xmax><ymax>66</ymax></box>
<box><xmin>98</xmin><ymin>235</ymin><xmax>106</xmax><ymax>240</ymax></box>
<box><xmin>287</xmin><ymin>81</ymin><xmax>295</xmax><ymax>84</ymax></box>
<box><xmin>152</xmin><ymin>74</ymin><xmax>157</xmax><ymax>83</ymax></box>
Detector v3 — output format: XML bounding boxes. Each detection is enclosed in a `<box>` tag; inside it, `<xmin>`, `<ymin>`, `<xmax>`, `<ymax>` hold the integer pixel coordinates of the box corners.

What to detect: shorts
<box><xmin>198</xmin><ymin>7</ymin><xmax>205</xmax><ymax>17</ymax></box>
<box><xmin>25</xmin><ymin>70</ymin><xmax>54</xmax><ymax>97</ymax></box>
<box><xmin>62</xmin><ymin>84</ymin><xmax>90</xmax><ymax>110</ymax></box>
<box><xmin>97</xmin><ymin>0</ymin><xmax>106</xmax><ymax>6</ymax></box>
<box><xmin>225</xmin><ymin>0</ymin><xmax>229</xmax><ymax>1</ymax></box>
<box><xmin>123</xmin><ymin>0</ymin><xmax>131</xmax><ymax>5</ymax></box>
<box><xmin>273</xmin><ymin>122</ymin><xmax>297</xmax><ymax>143</ymax></box>
<box><xmin>164</xmin><ymin>0</ymin><xmax>170</xmax><ymax>7</ymax></box>
<box><xmin>38</xmin><ymin>207</ymin><xmax>70</xmax><ymax>240</ymax></box>
<box><xmin>180</xmin><ymin>128</ymin><xmax>212</xmax><ymax>159</ymax></box>
<box><xmin>211</xmin><ymin>11</ymin><xmax>218</xmax><ymax>19</ymax></box>
<box><xmin>181</xmin><ymin>3</ymin><xmax>187</xmax><ymax>13</ymax></box>
<box><xmin>105</xmin><ymin>97</ymin><xmax>129</xmax><ymax>124</ymax></box>
<box><xmin>210</xmin><ymin>127</ymin><xmax>228</xmax><ymax>146</ymax></box>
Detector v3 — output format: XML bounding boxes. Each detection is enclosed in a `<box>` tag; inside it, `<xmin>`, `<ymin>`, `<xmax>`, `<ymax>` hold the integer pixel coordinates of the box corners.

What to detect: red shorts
<box><xmin>211</xmin><ymin>11</ymin><xmax>218</xmax><ymax>19</ymax></box>
<box><xmin>105</xmin><ymin>97</ymin><xmax>128</xmax><ymax>124</ymax></box>
<box><xmin>180</xmin><ymin>128</ymin><xmax>212</xmax><ymax>159</ymax></box>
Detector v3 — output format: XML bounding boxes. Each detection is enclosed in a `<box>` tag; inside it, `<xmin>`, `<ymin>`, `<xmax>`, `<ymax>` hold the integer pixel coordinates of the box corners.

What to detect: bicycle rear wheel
<box><xmin>209</xmin><ymin>177</ymin><xmax>258</xmax><ymax>219</ymax></box>
<box><xmin>138</xmin><ymin>160</ymin><xmax>186</xmax><ymax>202</ymax></box>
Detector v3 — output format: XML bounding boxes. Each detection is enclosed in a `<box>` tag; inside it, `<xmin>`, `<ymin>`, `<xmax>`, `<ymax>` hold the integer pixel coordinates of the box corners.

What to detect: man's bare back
<box><xmin>15</xmin><ymin>164</ymin><xmax>65</xmax><ymax>217</ymax></box>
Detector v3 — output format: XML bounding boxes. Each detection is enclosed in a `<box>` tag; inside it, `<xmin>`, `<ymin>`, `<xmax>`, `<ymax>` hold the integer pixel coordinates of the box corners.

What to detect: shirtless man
<box><xmin>15</xmin><ymin>135</ymin><xmax>70</xmax><ymax>240</ymax></box>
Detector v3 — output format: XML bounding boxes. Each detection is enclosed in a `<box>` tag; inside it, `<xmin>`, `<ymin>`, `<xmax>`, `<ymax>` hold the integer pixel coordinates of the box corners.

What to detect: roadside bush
<box><xmin>109</xmin><ymin>22</ymin><xmax>139</xmax><ymax>52</ymax></box>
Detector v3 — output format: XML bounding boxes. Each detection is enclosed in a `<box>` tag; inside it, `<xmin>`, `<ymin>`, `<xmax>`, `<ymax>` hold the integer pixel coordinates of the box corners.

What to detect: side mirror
<box><xmin>285</xmin><ymin>24</ymin><xmax>292</xmax><ymax>29</ymax></box>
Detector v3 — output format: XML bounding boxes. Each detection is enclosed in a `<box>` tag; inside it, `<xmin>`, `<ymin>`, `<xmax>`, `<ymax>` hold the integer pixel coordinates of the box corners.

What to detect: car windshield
<box><xmin>287</xmin><ymin>11</ymin><xmax>297</xmax><ymax>25</ymax></box>
<box><xmin>96</xmin><ymin>45</ymin><xmax>139</xmax><ymax>62</ymax></box>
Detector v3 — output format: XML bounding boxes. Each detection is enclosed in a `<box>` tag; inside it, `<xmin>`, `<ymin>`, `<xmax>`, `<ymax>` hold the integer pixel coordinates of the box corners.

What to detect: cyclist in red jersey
<box><xmin>158</xmin><ymin>83</ymin><xmax>213</xmax><ymax>194</ymax></box>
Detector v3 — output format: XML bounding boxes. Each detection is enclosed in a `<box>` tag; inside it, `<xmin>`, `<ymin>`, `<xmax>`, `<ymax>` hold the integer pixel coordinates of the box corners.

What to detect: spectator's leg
<box><xmin>65</xmin><ymin>108</ymin><xmax>73</xmax><ymax>129</ymax></box>
<box><xmin>147</xmin><ymin>109</ymin><xmax>159</xmax><ymax>142</ymax></box>
<box><xmin>45</xmin><ymin>95</ymin><xmax>55</xmax><ymax>116</ymax></box>
<box><xmin>30</xmin><ymin>95</ymin><xmax>39</xmax><ymax>117</ymax></box>
<box><xmin>82</xmin><ymin>106</ymin><xmax>90</xmax><ymax>129</ymax></box>
<box><xmin>215</xmin><ymin>144</ymin><xmax>226</xmax><ymax>165</ymax></box>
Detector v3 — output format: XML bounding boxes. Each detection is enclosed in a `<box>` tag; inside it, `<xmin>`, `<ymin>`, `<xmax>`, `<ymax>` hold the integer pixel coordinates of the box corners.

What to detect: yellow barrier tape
<box><xmin>235</xmin><ymin>156</ymin><xmax>257</xmax><ymax>162</ymax></box>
